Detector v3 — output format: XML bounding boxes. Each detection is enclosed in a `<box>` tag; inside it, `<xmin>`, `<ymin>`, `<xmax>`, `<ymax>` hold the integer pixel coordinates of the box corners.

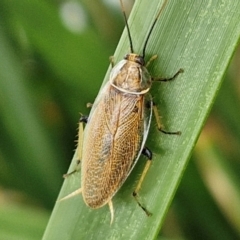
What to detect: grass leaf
<box><xmin>43</xmin><ymin>0</ymin><xmax>240</xmax><ymax>239</ymax></box>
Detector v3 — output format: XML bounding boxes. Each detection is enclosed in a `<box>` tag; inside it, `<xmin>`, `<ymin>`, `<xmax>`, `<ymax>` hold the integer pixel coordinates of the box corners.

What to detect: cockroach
<box><xmin>60</xmin><ymin>0</ymin><xmax>183</xmax><ymax>224</ymax></box>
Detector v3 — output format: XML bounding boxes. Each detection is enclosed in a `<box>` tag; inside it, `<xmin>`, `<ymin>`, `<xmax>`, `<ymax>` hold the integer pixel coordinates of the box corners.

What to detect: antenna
<box><xmin>120</xmin><ymin>0</ymin><xmax>168</xmax><ymax>58</ymax></box>
<box><xmin>120</xmin><ymin>0</ymin><xmax>134</xmax><ymax>53</ymax></box>
<box><xmin>142</xmin><ymin>0</ymin><xmax>168</xmax><ymax>59</ymax></box>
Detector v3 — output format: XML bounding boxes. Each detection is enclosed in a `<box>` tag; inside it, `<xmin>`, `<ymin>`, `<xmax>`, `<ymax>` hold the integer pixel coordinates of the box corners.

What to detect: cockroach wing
<box><xmin>81</xmin><ymin>83</ymin><xmax>152</xmax><ymax>208</ymax></box>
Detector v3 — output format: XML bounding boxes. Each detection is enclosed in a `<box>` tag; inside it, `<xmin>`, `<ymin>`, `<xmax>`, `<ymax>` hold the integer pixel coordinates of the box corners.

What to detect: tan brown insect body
<box><xmin>61</xmin><ymin>0</ymin><xmax>182</xmax><ymax>224</ymax></box>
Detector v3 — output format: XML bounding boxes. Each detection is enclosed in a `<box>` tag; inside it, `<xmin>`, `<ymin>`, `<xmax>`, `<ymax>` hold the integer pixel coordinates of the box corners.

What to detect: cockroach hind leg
<box><xmin>58</xmin><ymin>188</ymin><xmax>82</xmax><ymax>202</ymax></box>
<box><xmin>132</xmin><ymin>190</ymin><xmax>152</xmax><ymax>217</ymax></box>
<box><xmin>63</xmin><ymin>158</ymin><xmax>81</xmax><ymax>178</ymax></box>
<box><xmin>63</xmin><ymin>167</ymin><xmax>79</xmax><ymax>178</ymax></box>
<box><xmin>141</xmin><ymin>147</ymin><xmax>153</xmax><ymax>160</ymax></box>
<box><xmin>132</xmin><ymin>148</ymin><xmax>153</xmax><ymax>217</ymax></box>
<box><xmin>108</xmin><ymin>200</ymin><xmax>114</xmax><ymax>225</ymax></box>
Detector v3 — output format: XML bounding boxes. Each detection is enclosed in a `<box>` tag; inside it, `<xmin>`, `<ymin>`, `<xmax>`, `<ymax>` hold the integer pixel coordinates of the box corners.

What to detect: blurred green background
<box><xmin>0</xmin><ymin>0</ymin><xmax>239</xmax><ymax>239</ymax></box>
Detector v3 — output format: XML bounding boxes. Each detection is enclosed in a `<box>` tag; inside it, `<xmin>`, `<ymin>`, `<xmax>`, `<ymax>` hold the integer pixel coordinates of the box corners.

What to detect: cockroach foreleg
<box><xmin>109</xmin><ymin>56</ymin><xmax>115</xmax><ymax>68</ymax></box>
<box><xmin>153</xmin><ymin>68</ymin><xmax>184</xmax><ymax>82</ymax></box>
<box><xmin>145</xmin><ymin>54</ymin><xmax>158</xmax><ymax>68</ymax></box>
<box><xmin>132</xmin><ymin>147</ymin><xmax>152</xmax><ymax>216</ymax></box>
<box><xmin>152</xmin><ymin>102</ymin><xmax>181</xmax><ymax>135</ymax></box>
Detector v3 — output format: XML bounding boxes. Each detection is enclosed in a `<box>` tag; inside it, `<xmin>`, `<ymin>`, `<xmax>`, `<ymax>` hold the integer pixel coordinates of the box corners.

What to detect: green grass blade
<box><xmin>43</xmin><ymin>0</ymin><xmax>240</xmax><ymax>239</ymax></box>
<box><xmin>0</xmin><ymin>28</ymin><xmax>62</xmax><ymax>204</ymax></box>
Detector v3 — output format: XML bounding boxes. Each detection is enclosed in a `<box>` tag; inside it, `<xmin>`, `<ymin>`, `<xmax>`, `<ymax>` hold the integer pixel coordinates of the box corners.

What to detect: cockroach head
<box><xmin>124</xmin><ymin>53</ymin><xmax>145</xmax><ymax>66</ymax></box>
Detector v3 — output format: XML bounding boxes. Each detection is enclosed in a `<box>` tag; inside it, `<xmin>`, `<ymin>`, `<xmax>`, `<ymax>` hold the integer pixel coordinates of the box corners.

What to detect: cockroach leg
<box><xmin>63</xmin><ymin>169</ymin><xmax>78</xmax><ymax>178</ymax></box>
<box><xmin>80</xmin><ymin>115</ymin><xmax>88</xmax><ymax>124</ymax></box>
<box><xmin>152</xmin><ymin>102</ymin><xmax>181</xmax><ymax>135</ymax></box>
<box><xmin>58</xmin><ymin>188</ymin><xmax>82</xmax><ymax>202</ymax></box>
<box><xmin>109</xmin><ymin>56</ymin><xmax>115</xmax><ymax>68</ymax></box>
<box><xmin>63</xmin><ymin>119</ymin><xmax>85</xmax><ymax>178</ymax></box>
<box><xmin>132</xmin><ymin>147</ymin><xmax>153</xmax><ymax>216</ymax></box>
<box><xmin>86</xmin><ymin>103</ymin><xmax>93</xmax><ymax>108</ymax></box>
<box><xmin>159</xmin><ymin>128</ymin><xmax>181</xmax><ymax>135</ymax></box>
<box><xmin>145</xmin><ymin>54</ymin><xmax>158</xmax><ymax>68</ymax></box>
<box><xmin>153</xmin><ymin>68</ymin><xmax>184</xmax><ymax>82</ymax></box>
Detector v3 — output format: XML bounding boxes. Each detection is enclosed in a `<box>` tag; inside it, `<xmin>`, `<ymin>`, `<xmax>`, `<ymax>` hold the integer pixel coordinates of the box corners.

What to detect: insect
<box><xmin>60</xmin><ymin>0</ymin><xmax>183</xmax><ymax>224</ymax></box>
